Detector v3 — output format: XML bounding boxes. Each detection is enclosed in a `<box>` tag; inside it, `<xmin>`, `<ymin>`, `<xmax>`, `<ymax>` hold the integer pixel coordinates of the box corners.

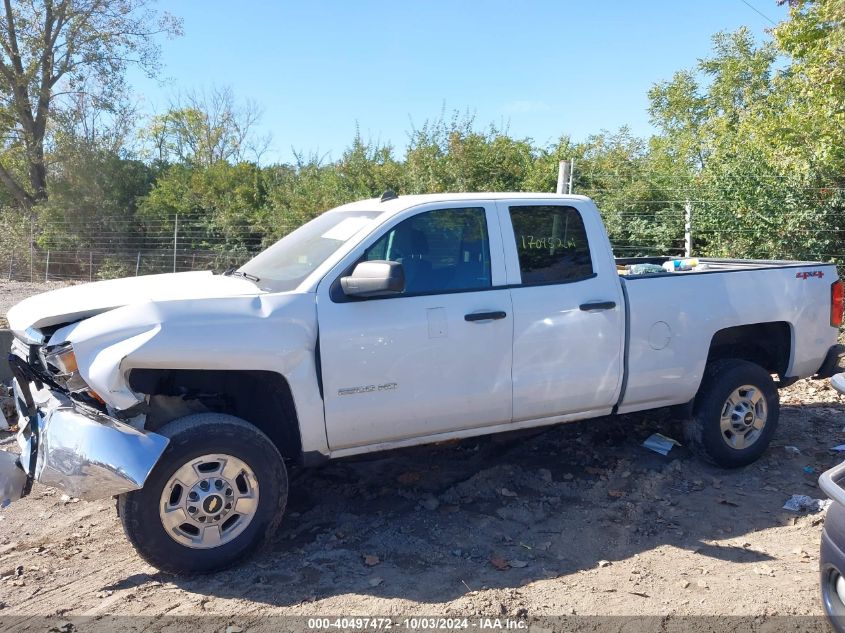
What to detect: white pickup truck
<box><xmin>1</xmin><ymin>192</ymin><xmax>843</xmax><ymax>573</ymax></box>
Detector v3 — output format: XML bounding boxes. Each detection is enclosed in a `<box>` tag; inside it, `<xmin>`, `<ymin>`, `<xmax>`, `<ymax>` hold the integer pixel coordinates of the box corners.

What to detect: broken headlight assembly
<box><xmin>42</xmin><ymin>342</ymin><xmax>89</xmax><ymax>393</ymax></box>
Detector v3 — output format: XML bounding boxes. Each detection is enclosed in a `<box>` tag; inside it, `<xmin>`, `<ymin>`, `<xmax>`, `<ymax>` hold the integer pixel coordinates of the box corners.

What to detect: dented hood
<box><xmin>7</xmin><ymin>271</ymin><xmax>262</xmax><ymax>336</ymax></box>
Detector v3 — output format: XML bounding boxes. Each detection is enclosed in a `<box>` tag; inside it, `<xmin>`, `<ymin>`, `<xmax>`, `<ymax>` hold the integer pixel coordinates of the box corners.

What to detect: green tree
<box><xmin>647</xmin><ymin>26</ymin><xmax>844</xmax><ymax>261</ymax></box>
<box><xmin>138</xmin><ymin>160</ymin><xmax>269</xmax><ymax>270</ymax></box>
<box><xmin>404</xmin><ymin>112</ymin><xmax>534</xmax><ymax>193</ymax></box>
<box><xmin>143</xmin><ymin>86</ymin><xmax>270</xmax><ymax>167</ymax></box>
<box><xmin>35</xmin><ymin>145</ymin><xmax>156</xmax><ymax>277</ymax></box>
<box><xmin>0</xmin><ymin>0</ymin><xmax>181</xmax><ymax>210</ymax></box>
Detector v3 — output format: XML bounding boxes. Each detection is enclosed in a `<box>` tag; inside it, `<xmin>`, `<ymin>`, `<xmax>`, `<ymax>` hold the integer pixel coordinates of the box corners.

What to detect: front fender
<box><xmin>47</xmin><ymin>291</ymin><xmax>327</xmax><ymax>454</ymax></box>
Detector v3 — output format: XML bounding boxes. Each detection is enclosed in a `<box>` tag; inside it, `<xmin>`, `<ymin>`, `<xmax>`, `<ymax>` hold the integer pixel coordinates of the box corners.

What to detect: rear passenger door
<box><xmin>498</xmin><ymin>201</ymin><xmax>625</xmax><ymax>421</ymax></box>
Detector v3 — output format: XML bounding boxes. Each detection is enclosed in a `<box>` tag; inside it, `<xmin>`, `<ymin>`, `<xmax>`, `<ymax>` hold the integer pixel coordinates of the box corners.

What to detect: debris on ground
<box><xmin>490</xmin><ymin>555</ymin><xmax>510</xmax><ymax>571</ymax></box>
<box><xmin>642</xmin><ymin>433</ymin><xmax>681</xmax><ymax>455</ymax></box>
<box><xmin>0</xmin><ymin>384</ymin><xmax>12</xmax><ymax>431</ymax></box>
<box><xmin>782</xmin><ymin>494</ymin><xmax>832</xmax><ymax>513</ymax></box>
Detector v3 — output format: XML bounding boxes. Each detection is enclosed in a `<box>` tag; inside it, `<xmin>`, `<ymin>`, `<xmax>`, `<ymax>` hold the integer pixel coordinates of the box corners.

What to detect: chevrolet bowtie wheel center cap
<box><xmin>159</xmin><ymin>454</ymin><xmax>260</xmax><ymax>549</ymax></box>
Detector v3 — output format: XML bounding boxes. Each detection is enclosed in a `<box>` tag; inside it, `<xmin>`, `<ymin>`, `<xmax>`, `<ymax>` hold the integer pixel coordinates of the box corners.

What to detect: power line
<box><xmin>737</xmin><ymin>0</ymin><xmax>778</xmax><ymax>25</ymax></box>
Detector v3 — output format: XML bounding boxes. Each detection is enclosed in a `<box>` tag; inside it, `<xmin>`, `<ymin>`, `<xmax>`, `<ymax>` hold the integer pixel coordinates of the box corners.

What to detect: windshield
<box><xmin>239</xmin><ymin>210</ymin><xmax>382</xmax><ymax>291</ymax></box>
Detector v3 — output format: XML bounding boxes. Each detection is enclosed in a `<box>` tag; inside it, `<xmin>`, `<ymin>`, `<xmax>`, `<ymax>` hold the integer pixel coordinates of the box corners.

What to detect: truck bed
<box><xmin>616</xmin><ymin>259</ymin><xmax>838</xmax><ymax>415</ymax></box>
<box><xmin>616</xmin><ymin>256</ymin><xmax>829</xmax><ymax>274</ymax></box>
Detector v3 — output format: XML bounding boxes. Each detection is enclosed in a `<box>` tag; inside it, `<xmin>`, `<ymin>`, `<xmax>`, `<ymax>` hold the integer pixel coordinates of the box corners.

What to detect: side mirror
<box><xmin>341</xmin><ymin>260</ymin><xmax>405</xmax><ymax>298</ymax></box>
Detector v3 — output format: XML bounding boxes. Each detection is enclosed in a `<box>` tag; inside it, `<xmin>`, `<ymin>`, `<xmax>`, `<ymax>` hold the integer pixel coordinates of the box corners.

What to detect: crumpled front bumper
<box><xmin>7</xmin><ymin>378</ymin><xmax>169</xmax><ymax>501</ymax></box>
<box><xmin>0</xmin><ymin>449</ymin><xmax>27</xmax><ymax>507</ymax></box>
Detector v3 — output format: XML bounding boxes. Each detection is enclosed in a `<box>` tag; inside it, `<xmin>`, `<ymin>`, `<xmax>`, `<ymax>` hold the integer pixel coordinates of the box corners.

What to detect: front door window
<box><xmin>364</xmin><ymin>207</ymin><xmax>492</xmax><ymax>295</ymax></box>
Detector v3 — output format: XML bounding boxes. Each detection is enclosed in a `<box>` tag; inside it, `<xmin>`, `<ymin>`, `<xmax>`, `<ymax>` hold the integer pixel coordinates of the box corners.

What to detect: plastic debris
<box><xmin>785</xmin><ymin>445</ymin><xmax>801</xmax><ymax>455</ymax></box>
<box><xmin>626</xmin><ymin>263</ymin><xmax>665</xmax><ymax>276</ymax></box>
<box><xmin>662</xmin><ymin>258</ymin><xmax>699</xmax><ymax>272</ymax></box>
<box><xmin>832</xmin><ymin>445</ymin><xmax>845</xmax><ymax>452</ymax></box>
<box><xmin>782</xmin><ymin>494</ymin><xmax>832</xmax><ymax>513</ymax></box>
<box><xmin>642</xmin><ymin>433</ymin><xmax>681</xmax><ymax>456</ymax></box>
<box><xmin>803</xmin><ymin>466</ymin><xmax>816</xmax><ymax>474</ymax></box>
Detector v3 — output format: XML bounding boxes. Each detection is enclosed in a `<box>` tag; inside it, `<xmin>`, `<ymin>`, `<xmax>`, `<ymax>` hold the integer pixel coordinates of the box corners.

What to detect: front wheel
<box><xmin>118</xmin><ymin>413</ymin><xmax>288</xmax><ymax>573</ymax></box>
<box><xmin>682</xmin><ymin>359</ymin><xmax>779</xmax><ymax>468</ymax></box>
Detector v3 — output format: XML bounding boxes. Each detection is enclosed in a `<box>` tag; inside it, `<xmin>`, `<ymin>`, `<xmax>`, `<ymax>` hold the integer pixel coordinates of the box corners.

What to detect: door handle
<box><xmin>465</xmin><ymin>311</ymin><xmax>507</xmax><ymax>322</ymax></box>
<box><xmin>579</xmin><ymin>301</ymin><xmax>616</xmax><ymax>312</ymax></box>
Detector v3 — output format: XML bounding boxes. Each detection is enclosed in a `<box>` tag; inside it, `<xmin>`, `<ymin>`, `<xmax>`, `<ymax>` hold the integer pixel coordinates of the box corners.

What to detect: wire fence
<box><xmin>5</xmin><ymin>216</ymin><xmax>296</xmax><ymax>282</ymax></box>
<box><xmin>5</xmin><ymin>199</ymin><xmax>845</xmax><ymax>283</ymax></box>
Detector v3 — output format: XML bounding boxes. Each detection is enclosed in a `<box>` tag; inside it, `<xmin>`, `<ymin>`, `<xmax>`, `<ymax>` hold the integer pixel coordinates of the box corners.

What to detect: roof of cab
<box><xmin>331</xmin><ymin>192</ymin><xmax>592</xmax><ymax>218</ymax></box>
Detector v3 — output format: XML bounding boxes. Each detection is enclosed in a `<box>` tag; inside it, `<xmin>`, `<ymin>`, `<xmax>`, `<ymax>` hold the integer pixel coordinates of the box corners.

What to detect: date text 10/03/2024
<box><xmin>307</xmin><ymin>617</ymin><xmax>528</xmax><ymax>630</ymax></box>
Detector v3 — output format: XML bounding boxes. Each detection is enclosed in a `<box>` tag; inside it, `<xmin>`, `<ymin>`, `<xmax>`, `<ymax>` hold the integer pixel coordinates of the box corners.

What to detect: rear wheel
<box><xmin>682</xmin><ymin>359</ymin><xmax>779</xmax><ymax>468</ymax></box>
<box><xmin>118</xmin><ymin>413</ymin><xmax>287</xmax><ymax>573</ymax></box>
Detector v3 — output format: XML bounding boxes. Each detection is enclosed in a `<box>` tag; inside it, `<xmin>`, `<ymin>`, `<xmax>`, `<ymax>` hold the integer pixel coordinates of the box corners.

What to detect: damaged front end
<box><xmin>2</xmin><ymin>333</ymin><xmax>169</xmax><ymax>504</ymax></box>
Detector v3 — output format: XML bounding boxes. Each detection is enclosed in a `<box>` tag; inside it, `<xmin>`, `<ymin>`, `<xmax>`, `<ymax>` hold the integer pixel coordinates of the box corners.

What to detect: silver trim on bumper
<box><xmin>14</xmin><ymin>380</ymin><xmax>169</xmax><ymax>500</ymax></box>
<box><xmin>0</xmin><ymin>450</ymin><xmax>27</xmax><ymax>507</ymax></box>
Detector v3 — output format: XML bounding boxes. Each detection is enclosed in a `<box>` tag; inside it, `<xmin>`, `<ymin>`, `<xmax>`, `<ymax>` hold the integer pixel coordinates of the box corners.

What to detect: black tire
<box><xmin>118</xmin><ymin>413</ymin><xmax>287</xmax><ymax>574</ymax></box>
<box><xmin>682</xmin><ymin>359</ymin><xmax>779</xmax><ymax>468</ymax></box>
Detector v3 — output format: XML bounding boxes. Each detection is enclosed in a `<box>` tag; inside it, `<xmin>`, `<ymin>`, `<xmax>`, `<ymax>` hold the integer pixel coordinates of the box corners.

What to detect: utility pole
<box><xmin>29</xmin><ymin>219</ymin><xmax>33</xmax><ymax>282</ymax></box>
<box><xmin>173</xmin><ymin>214</ymin><xmax>178</xmax><ymax>274</ymax></box>
<box><xmin>684</xmin><ymin>200</ymin><xmax>693</xmax><ymax>258</ymax></box>
<box><xmin>557</xmin><ymin>160</ymin><xmax>575</xmax><ymax>194</ymax></box>
<box><xmin>556</xmin><ymin>160</ymin><xmax>571</xmax><ymax>194</ymax></box>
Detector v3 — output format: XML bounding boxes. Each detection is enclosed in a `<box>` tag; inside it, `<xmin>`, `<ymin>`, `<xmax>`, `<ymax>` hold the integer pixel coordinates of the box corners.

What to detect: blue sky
<box><xmin>128</xmin><ymin>1</ymin><xmax>788</xmax><ymax>164</ymax></box>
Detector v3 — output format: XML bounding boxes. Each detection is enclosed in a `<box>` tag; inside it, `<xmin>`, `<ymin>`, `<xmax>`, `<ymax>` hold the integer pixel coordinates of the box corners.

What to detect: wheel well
<box><xmin>127</xmin><ymin>369</ymin><xmax>302</xmax><ymax>460</ymax></box>
<box><xmin>706</xmin><ymin>322</ymin><xmax>792</xmax><ymax>377</ymax></box>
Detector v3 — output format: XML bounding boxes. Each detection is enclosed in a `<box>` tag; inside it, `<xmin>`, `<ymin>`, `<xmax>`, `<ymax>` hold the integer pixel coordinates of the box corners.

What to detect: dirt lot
<box><xmin>0</xmin><ymin>281</ymin><xmax>843</xmax><ymax>631</ymax></box>
<box><xmin>0</xmin><ymin>280</ymin><xmax>72</xmax><ymax>325</ymax></box>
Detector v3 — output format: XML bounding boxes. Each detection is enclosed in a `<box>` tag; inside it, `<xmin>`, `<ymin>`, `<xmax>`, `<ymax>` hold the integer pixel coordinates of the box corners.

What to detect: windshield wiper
<box><xmin>223</xmin><ymin>268</ymin><xmax>260</xmax><ymax>282</ymax></box>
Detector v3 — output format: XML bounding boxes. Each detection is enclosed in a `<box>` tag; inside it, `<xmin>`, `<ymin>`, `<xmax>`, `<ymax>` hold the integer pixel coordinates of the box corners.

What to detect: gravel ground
<box><xmin>0</xmin><ymin>281</ymin><xmax>842</xmax><ymax>632</ymax></box>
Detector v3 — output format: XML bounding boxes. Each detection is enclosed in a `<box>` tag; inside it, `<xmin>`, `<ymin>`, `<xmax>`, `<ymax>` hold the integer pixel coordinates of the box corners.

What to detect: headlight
<box><xmin>44</xmin><ymin>343</ymin><xmax>78</xmax><ymax>375</ymax></box>
<box><xmin>43</xmin><ymin>343</ymin><xmax>89</xmax><ymax>393</ymax></box>
<box><xmin>41</xmin><ymin>343</ymin><xmax>104</xmax><ymax>403</ymax></box>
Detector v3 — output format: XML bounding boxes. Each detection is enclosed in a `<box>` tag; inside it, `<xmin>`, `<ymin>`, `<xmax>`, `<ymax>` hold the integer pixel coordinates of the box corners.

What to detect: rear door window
<box><xmin>509</xmin><ymin>205</ymin><xmax>594</xmax><ymax>284</ymax></box>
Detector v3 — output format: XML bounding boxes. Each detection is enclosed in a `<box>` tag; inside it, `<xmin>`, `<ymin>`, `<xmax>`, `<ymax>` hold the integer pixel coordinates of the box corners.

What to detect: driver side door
<box><xmin>317</xmin><ymin>203</ymin><xmax>513</xmax><ymax>451</ymax></box>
